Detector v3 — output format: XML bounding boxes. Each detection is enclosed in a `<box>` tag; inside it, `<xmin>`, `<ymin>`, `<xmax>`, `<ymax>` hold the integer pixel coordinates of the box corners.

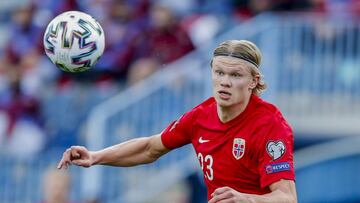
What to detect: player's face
<box><xmin>211</xmin><ymin>56</ymin><xmax>257</xmax><ymax>108</ymax></box>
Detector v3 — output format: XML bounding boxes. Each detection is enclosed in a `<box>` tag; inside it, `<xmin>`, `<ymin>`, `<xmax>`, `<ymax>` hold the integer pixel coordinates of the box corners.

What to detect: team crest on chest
<box><xmin>232</xmin><ymin>138</ymin><xmax>245</xmax><ymax>160</ymax></box>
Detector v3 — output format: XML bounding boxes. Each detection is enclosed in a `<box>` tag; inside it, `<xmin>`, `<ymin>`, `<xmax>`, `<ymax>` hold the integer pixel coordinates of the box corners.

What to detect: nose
<box><xmin>220</xmin><ymin>75</ymin><xmax>231</xmax><ymax>87</ymax></box>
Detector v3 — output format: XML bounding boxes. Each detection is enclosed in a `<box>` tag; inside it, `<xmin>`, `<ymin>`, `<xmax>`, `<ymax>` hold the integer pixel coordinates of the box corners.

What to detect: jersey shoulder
<box><xmin>190</xmin><ymin>97</ymin><xmax>216</xmax><ymax>115</ymax></box>
<box><xmin>251</xmin><ymin>97</ymin><xmax>294</xmax><ymax>147</ymax></box>
<box><xmin>179</xmin><ymin>97</ymin><xmax>216</xmax><ymax>124</ymax></box>
<box><xmin>254</xmin><ymin>96</ymin><xmax>279</xmax><ymax>116</ymax></box>
<box><xmin>253</xmin><ymin>96</ymin><xmax>291</xmax><ymax>128</ymax></box>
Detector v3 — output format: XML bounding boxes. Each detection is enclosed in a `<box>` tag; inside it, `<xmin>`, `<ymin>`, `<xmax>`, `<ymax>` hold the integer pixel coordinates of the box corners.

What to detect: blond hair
<box><xmin>212</xmin><ymin>40</ymin><xmax>267</xmax><ymax>95</ymax></box>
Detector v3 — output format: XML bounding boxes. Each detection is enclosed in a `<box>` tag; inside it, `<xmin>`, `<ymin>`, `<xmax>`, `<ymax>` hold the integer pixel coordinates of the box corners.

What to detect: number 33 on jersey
<box><xmin>197</xmin><ymin>152</ymin><xmax>214</xmax><ymax>180</ymax></box>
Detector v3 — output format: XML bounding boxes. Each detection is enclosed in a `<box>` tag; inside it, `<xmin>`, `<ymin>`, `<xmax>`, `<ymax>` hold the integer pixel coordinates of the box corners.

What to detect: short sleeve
<box><xmin>161</xmin><ymin>111</ymin><xmax>194</xmax><ymax>150</ymax></box>
<box><xmin>257</xmin><ymin>115</ymin><xmax>296</xmax><ymax>188</ymax></box>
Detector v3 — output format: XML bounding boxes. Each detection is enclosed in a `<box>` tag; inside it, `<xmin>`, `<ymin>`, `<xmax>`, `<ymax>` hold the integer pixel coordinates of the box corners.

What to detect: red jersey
<box><xmin>161</xmin><ymin>94</ymin><xmax>295</xmax><ymax>199</ymax></box>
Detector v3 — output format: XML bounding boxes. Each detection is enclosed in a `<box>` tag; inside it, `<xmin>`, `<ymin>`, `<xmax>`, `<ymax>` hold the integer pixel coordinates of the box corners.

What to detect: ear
<box><xmin>249</xmin><ymin>75</ymin><xmax>259</xmax><ymax>89</ymax></box>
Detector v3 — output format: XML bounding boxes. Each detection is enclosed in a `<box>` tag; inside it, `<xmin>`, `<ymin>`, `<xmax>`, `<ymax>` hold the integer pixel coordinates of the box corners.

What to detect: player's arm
<box><xmin>251</xmin><ymin>179</ymin><xmax>297</xmax><ymax>203</ymax></box>
<box><xmin>209</xmin><ymin>179</ymin><xmax>297</xmax><ymax>203</ymax></box>
<box><xmin>57</xmin><ymin>134</ymin><xmax>170</xmax><ymax>169</ymax></box>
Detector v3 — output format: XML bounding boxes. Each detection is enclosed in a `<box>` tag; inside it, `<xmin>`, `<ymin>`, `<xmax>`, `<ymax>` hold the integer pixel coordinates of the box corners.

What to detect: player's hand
<box><xmin>208</xmin><ymin>186</ymin><xmax>254</xmax><ymax>203</ymax></box>
<box><xmin>57</xmin><ymin>146</ymin><xmax>93</xmax><ymax>169</ymax></box>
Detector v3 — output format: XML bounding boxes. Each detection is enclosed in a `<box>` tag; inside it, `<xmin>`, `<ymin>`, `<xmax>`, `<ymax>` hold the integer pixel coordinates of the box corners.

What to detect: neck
<box><xmin>217</xmin><ymin>95</ymin><xmax>252</xmax><ymax>123</ymax></box>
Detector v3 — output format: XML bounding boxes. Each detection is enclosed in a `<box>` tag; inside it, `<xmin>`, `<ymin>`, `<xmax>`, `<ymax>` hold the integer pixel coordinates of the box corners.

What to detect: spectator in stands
<box><xmin>136</xmin><ymin>4</ymin><xmax>195</xmax><ymax>65</ymax></box>
<box><xmin>33</xmin><ymin>0</ymin><xmax>80</xmax><ymax>16</ymax></box>
<box><xmin>232</xmin><ymin>0</ymin><xmax>322</xmax><ymax>19</ymax></box>
<box><xmin>95</xmin><ymin>2</ymin><xmax>195</xmax><ymax>83</ymax></box>
<box><xmin>0</xmin><ymin>3</ymin><xmax>43</xmax><ymax>80</ymax></box>
<box><xmin>0</xmin><ymin>68</ymin><xmax>45</xmax><ymax>158</ymax></box>
<box><xmin>58</xmin><ymin>40</ymin><xmax>297</xmax><ymax>203</ymax></box>
<box><xmin>233</xmin><ymin>0</ymin><xmax>272</xmax><ymax>18</ymax></box>
<box><xmin>41</xmin><ymin>167</ymin><xmax>73</xmax><ymax>203</ymax></box>
<box><xmin>0</xmin><ymin>3</ymin><xmax>46</xmax><ymax>157</ymax></box>
<box><xmin>94</xmin><ymin>0</ymin><xmax>147</xmax><ymax>80</ymax></box>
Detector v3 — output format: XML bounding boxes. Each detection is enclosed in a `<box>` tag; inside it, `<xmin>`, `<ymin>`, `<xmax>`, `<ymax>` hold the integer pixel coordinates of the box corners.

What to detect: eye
<box><xmin>215</xmin><ymin>70</ymin><xmax>224</xmax><ymax>76</ymax></box>
<box><xmin>231</xmin><ymin>73</ymin><xmax>242</xmax><ymax>78</ymax></box>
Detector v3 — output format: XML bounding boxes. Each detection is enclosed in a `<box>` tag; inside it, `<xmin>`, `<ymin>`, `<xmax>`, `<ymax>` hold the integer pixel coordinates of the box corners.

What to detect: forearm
<box><xmin>247</xmin><ymin>188</ymin><xmax>296</xmax><ymax>203</ymax></box>
<box><xmin>91</xmin><ymin>135</ymin><xmax>168</xmax><ymax>167</ymax></box>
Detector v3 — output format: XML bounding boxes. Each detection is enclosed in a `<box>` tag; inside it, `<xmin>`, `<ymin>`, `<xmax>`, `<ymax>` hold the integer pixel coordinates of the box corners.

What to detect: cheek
<box><xmin>243</xmin><ymin>78</ymin><xmax>254</xmax><ymax>88</ymax></box>
<box><xmin>235</xmin><ymin>80</ymin><xmax>249</xmax><ymax>89</ymax></box>
<box><xmin>211</xmin><ymin>75</ymin><xmax>220</xmax><ymax>86</ymax></box>
<box><xmin>233</xmin><ymin>81</ymin><xmax>252</xmax><ymax>94</ymax></box>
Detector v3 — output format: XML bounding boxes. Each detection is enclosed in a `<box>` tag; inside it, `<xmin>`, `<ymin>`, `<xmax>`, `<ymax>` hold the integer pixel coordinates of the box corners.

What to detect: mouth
<box><xmin>218</xmin><ymin>90</ymin><xmax>231</xmax><ymax>100</ymax></box>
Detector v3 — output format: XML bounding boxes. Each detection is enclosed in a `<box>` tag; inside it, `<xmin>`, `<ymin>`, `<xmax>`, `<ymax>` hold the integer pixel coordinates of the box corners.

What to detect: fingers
<box><xmin>209</xmin><ymin>187</ymin><xmax>248</xmax><ymax>203</ymax></box>
<box><xmin>72</xmin><ymin>159</ymin><xmax>91</xmax><ymax>168</ymax></box>
<box><xmin>57</xmin><ymin>148</ymin><xmax>72</xmax><ymax>169</ymax></box>
<box><xmin>71</xmin><ymin>148</ymin><xmax>80</xmax><ymax>159</ymax></box>
<box><xmin>211</xmin><ymin>186</ymin><xmax>231</xmax><ymax>197</ymax></box>
<box><xmin>57</xmin><ymin>146</ymin><xmax>88</xmax><ymax>169</ymax></box>
<box><xmin>208</xmin><ymin>187</ymin><xmax>232</xmax><ymax>203</ymax></box>
<box><xmin>70</xmin><ymin>146</ymin><xmax>83</xmax><ymax>159</ymax></box>
<box><xmin>209</xmin><ymin>200</ymin><xmax>233</xmax><ymax>203</ymax></box>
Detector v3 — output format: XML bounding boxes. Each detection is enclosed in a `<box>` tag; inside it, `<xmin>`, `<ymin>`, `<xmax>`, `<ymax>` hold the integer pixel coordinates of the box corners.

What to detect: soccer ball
<box><xmin>43</xmin><ymin>11</ymin><xmax>105</xmax><ymax>72</ymax></box>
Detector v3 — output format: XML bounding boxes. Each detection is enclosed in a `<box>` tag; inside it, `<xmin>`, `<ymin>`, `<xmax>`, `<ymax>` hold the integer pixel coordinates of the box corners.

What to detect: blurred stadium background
<box><xmin>0</xmin><ymin>0</ymin><xmax>360</xmax><ymax>202</ymax></box>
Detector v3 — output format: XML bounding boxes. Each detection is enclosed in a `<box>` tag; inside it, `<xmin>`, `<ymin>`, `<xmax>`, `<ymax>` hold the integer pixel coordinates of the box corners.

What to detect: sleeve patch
<box><xmin>265</xmin><ymin>162</ymin><xmax>291</xmax><ymax>174</ymax></box>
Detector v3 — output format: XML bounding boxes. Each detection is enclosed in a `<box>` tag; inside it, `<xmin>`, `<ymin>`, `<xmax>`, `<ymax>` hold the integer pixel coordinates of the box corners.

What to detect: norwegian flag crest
<box><xmin>233</xmin><ymin>138</ymin><xmax>245</xmax><ymax>160</ymax></box>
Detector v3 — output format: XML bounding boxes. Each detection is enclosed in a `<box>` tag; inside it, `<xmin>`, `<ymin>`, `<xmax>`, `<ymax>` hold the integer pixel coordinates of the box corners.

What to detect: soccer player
<box><xmin>58</xmin><ymin>40</ymin><xmax>297</xmax><ymax>203</ymax></box>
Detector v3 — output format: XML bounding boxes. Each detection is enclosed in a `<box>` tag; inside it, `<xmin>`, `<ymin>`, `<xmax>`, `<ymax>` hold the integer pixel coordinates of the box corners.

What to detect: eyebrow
<box><xmin>213</xmin><ymin>63</ymin><xmax>247</xmax><ymax>74</ymax></box>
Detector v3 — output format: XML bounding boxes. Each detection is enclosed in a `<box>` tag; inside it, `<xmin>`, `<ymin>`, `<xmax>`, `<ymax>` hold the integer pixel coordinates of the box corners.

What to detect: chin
<box><xmin>215</xmin><ymin>98</ymin><xmax>232</xmax><ymax>107</ymax></box>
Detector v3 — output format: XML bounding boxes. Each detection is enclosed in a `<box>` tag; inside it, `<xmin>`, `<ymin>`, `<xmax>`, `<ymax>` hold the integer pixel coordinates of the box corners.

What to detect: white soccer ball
<box><xmin>43</xmin><ymin>11</ymin><xmax>105</xmax><ymax>72</ymax></box>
